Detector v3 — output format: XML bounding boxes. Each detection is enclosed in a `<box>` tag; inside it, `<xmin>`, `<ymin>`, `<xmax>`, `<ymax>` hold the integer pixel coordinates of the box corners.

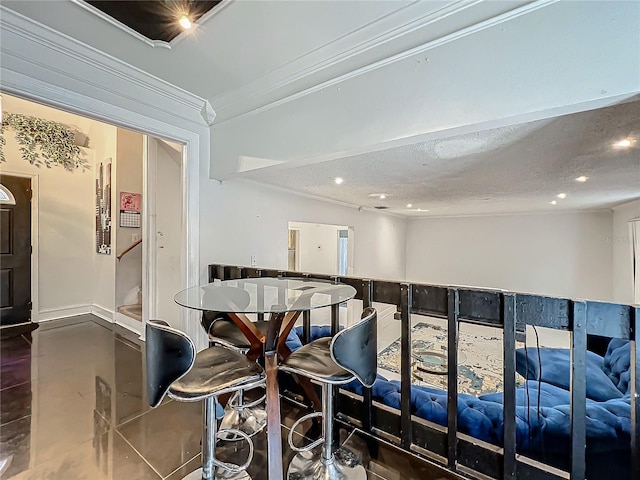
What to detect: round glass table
<box><xmin>174</xmin><ymin>277</ymin><xmax>356</xmax><ymax>480</ymax></box>
<box><xmin>175</xmin><ymin>277</ymin><xmax>356</xmax><ymax>314</ymax></box>
<box><xmin>412</xmin><ymin>349</ymin><xmax>467</xmax><ymax>390</ymax></box>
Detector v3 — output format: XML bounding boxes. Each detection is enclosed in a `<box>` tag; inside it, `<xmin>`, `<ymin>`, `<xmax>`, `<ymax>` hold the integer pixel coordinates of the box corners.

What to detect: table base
<box><xmin>287</xmin><ymin>447</ymin><xmax>367</xmax><ymax>480</ymax></box>
<box><xmin>181</xmin><ymin>467</ymin><xmax>251</xmax><ymax>480</ymax></box>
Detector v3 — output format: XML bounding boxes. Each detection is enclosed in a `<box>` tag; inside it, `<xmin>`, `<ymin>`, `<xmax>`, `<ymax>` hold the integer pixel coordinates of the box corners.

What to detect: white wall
<box><xmin>198</xmin><ymin>180</ymin><xmax>406</xmax><ymax>281</ymax></box>
<box><xmin>1</xmin><ymin>95</ymin><xmax>117</xmax><ymax>318</ymax></box>
<box><xmin>405</xmin><ymin>212</ymin><xmax>614</xmax><ymax>301</ymax></box>
<box><xmin>612</xmin><ymin>199</ymin><xmax>640</xmax><ymax>304</ymax></box>
<box><xmin>289</xmin><ymin>221</ymin><xmax>346</xmax><ymax>275</ymax></box>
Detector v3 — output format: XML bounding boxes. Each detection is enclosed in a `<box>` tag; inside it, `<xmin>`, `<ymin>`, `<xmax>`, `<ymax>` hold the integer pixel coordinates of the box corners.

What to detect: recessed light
<box><xmin>379</xmin><ymin>194</ymin><xmax>387</xmax><ymax>200</ymax></box>
<box><xmin>550</xmin><ymin>200</ymin><xmax>557</xmax><ymax>205</ymax></box>
<box><xmin>406</xmin><ymin>203</ymin><xmax>412</xmax><ymax>208</ymax></box>
<box><xmin>613</xmin><ymin>138</ymin><xmax>635</xmax><ymax>149</ymax></box>
<box><xmin>334</xmin><ymin>177</ymin><xmax>344</xmax><ymax>185</ymax></box>
<box><xmin>575</xmin><ymin>176</ymin><xmax>588</xmax><ymax>183</ymax></box>
<box><xmin>557</xmin><ymin>193</ymin><xmax>567</xmax><ymax>199</ymax></box>
<box><xmin>179</xmin><ymin>15</ymin><xmax>192</xmax><ymax>30</ymax></box>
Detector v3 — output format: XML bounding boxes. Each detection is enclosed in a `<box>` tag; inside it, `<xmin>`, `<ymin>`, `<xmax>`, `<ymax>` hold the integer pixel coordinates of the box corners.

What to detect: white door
<box><xmin>145</xmin><ymin>137</ymin><xmax>183</xmax><ymax>327</ymax></box>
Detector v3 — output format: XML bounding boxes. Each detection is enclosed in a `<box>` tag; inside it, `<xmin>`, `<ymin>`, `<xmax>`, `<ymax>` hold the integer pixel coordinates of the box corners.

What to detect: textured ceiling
<box><xmin>242</xmin><ymin>99</ymin><xmax>640</xmax><ymax>216</ymax></box>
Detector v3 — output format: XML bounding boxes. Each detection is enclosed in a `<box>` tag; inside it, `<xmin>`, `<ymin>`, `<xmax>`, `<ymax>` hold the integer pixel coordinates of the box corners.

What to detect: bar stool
<box><xmin>201</xmin><ymin>311</ymin><xmax>269</xmax><ymax>438</ymax></box>
<box><xmin>280</xmin><ymin>307</ymin><xmax>377</xmax><ymax>480</ymax></box>
<box><xmin>146</xmin><ymin>320</ymin><xmax>265</xmax><ymax>480</ymax></box>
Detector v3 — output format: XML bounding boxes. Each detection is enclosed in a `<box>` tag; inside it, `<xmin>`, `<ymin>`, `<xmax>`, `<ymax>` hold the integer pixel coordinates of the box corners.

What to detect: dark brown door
<box><xmin>0</xmin><ymin>174</ymin><xmax>32</xmax><ymax>326</ymax></box>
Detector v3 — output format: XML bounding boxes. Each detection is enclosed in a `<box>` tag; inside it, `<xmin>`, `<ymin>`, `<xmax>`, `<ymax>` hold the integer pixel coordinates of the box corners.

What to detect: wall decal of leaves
<box><xmin>0</xmin><ymin>113</ymin><xmax>88</xmax><ymax>171</ymax></box>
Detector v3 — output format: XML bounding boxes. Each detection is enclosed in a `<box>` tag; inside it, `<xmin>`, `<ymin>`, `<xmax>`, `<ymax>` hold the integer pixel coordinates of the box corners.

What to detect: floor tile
<box><xmin>4</xmin><ymin>430</ymin><xmax>160</xmax><ymax>480</ymax></box>
<box><xmin>0</xmin><ymin>315</ymin><xmax>460</xmax><ymax>480</ymax></box>
<box><xmin>342</xmin><ymin>428</ymin><xmax>461</xmax><ymax>480</ymax></box>
<box><xmin>117</xmin><ymin>399</ymin><xmax>202</xmax><ymax>477</ymax></box>
<box><xmin>163</xmin><ymin>453</ymin><xmax>201</xmax><ymax>480</ymax></box>
<box><xmin>0</xmin><ymin>381</ymin><xmax>31</xmax><ymax>426</ymax></box>
<box><xmin>0</xmin><ymin>336</ymin><xmax>32</xmax><ymax>390</ymax></box>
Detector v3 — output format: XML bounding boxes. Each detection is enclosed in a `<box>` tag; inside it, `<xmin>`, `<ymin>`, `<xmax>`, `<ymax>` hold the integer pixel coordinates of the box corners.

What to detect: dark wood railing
<box><xmin>208</xmin><ymin>263</ymin><xmax>639</xmax><ymax>480</ymax></box>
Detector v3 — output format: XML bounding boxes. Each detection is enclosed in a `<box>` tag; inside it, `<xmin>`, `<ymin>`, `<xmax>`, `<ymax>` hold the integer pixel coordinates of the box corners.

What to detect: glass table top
<box><xmin>174</xmin><ymin>277</ymin><xmax>356</xmax><ymax>314</ymax></box>
<box><xmin>412</xmin><ymin>349</ymin><xmax>467</xmax><ymax>374</ymax></box>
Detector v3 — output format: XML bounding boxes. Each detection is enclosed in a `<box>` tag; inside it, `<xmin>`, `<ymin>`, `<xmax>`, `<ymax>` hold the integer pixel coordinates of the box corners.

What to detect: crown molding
<box><xmin>69</xmin><ymin>0</ymin><xmax>234</xmax><ymax>50</ymax></box>
<box><xmin>407</xmin><ymin>208</ymin><xmax>614</xmax><ymax>221</ymax></box>
<box><xmin>0</xmin><ymin>6</ymin><xmax>215</xmax><ymax>129</ymax></box>
<box><xmin>213</xmin><ymin>0</ymin><xmax>555</xmax><ymax>124</ymax></box>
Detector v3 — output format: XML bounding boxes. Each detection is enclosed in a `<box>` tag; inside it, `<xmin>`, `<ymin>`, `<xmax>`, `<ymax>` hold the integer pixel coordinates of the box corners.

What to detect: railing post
<box><xmin>631</xmin><ymin>306</ymin><xmax>640</xmax><ymax>479</ymax></box>
<box><xmin>400</xmin><ymin>283</ymin><xmax>412</xmax><ymax>449</ymax></box>
<box><xmin>570</xmin><ymin>301</ymin><xmax>587</xmax><ymax>480</ymax></box>
<box><xmin>447</xmin><ymin>288</ymin><xmax>459</xmax><ymax>470</ymax></box>
<box><xmin>502</xmin><ymin>293</ymin><xmax>517</xmax><ymax>479</ymax></box>
<box><xmin>362</xmin><ymin>279</ymin><xmax>374</xmax><ymax>433</ymax></box>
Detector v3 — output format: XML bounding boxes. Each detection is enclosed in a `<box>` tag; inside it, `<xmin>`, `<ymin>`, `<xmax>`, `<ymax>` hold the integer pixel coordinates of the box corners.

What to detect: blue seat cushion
<box><xmin>515</xmin><ymin>347</ymin><xmax>622</xmax><ymax>401</ymax></box>
<box><xmin>603</xmin><ymin>339</ymin><xmax>631</xmax><ymax>395</ymax></box>
<box><xmin>480</xmin><ymin>380</ymin><xmax>596</xmax><ymax>408</ymax></box>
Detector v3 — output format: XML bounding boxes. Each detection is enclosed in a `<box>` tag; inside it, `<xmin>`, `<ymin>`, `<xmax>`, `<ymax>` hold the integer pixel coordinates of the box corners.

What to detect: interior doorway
<box><xmin>287</xmin><ymin>221</ymin><xmax>354</xmax><ymax>276</ymax></box>
<box><xmin>1</xmin><ymin>93</ymin><xmax>188</xmax><ymax>337</ymax></box>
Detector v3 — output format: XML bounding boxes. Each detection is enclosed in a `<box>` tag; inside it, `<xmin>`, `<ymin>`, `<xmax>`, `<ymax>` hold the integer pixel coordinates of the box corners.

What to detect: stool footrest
<box><xmin>288</xmin><ymin>411</ymin><xmax>324</xmax><ymax>453</ymax></box>
<box><xmin>212</xmin><ymin>428</ymin><xmax>254</xmax><ymax>473</ymax></box>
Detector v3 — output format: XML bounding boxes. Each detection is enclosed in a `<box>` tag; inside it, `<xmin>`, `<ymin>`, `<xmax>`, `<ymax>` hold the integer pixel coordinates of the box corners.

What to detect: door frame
<box><xmin>0</xmin><ymin>171</ymin><xmax>39</xmax><ymax>326</ymax></box>
<box><xmin>1</xmin><ymin>6</ymin><xmax>210</xmax><ymax>344</ymax></box>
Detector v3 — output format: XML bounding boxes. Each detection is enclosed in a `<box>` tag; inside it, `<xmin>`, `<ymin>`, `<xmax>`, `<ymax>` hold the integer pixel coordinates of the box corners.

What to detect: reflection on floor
<box><xmin>0</xmin><ymin>315</ymin><xmax>459</xmax><ymax>479</ymax></box>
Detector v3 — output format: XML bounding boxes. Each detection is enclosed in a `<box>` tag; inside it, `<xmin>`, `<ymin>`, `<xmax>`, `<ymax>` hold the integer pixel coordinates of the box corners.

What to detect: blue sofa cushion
<box><xmin>515</xmin><ymin>347</ymin><xmax>622</xmax><ymax>401</ymax></box>
<box><xmin>603</xmin><ymin>339</ymin><xmax>631</xmax><ymax>395</ymax></box>
<box><xmin>288</xmin><ymin>325</ymin><xmax>632</xmax><ymax>458</ymax></box>
<box><xmin>480</xmin><ymin>380</ymin><xmax>597</xmax><ymax>408</ymax></box>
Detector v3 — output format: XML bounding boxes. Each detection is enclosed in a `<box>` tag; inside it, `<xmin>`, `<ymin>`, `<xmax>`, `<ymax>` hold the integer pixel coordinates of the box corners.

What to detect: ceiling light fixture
<box><xmin>550</xmin><ymin>200</ymin><xmax>557</xmax><ymax>205</ymax></box>
<box><xmin>179</xmin><ymin>15</ymin><xmax>192</xmax><ymax>30</ymax></box>
<box><xmin>575</xmin><ymin>176</ymin><xmax>589</xmax><ymax>183</ymax></box>
<box><xmin>613</xmin><ymin>138</ymin><xmax>635</xmax><ymax>149</ymax></box>
<box><xmin>406</xmin><ymin>203</ymin><xmax>412</xmax><ymax>208</ymax></box>
<box><xmin>379</xmin><ymin>194</ymin><xmax>387</xmax><ymax>200</ymax></box>
<box><xmin>557</xmin><ymin>193</ymin><xmax>567</xmax><ymax>199</ymax></box>
<box><xmin>334</xmin><ymin>177</ymin><xmax>344</xmax><ymax>185</ymax></box>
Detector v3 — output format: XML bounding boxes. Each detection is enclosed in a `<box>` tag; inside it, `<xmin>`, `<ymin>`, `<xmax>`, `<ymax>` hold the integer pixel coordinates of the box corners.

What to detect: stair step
<box><xmin>117</xmin><ymin>303</ymin><xmax>142</xmax><ymax>322</ymax></box>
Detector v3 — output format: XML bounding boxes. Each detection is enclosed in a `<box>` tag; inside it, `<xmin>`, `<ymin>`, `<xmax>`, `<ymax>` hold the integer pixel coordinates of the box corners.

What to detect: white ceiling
<box><xmin>1</xmin><ymin>0</ymin><xmax>530</xmax><ymax>121</ymax></box>
<box><xmin>241</xmin><ymin>98</ymin><xmax>640</xmax><ymax>216</ymax></box>
<box><xmin>2</xmin><ymin>1</ymin><xmax>638</xmax><ymax>218</ymax></box>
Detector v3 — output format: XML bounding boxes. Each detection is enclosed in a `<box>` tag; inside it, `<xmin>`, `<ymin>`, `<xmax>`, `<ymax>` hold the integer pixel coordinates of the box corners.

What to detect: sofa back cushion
<box><xmin>515</xmin><ymin>347</ymin><xmax>622</xmax><ymax>401</ymax></box>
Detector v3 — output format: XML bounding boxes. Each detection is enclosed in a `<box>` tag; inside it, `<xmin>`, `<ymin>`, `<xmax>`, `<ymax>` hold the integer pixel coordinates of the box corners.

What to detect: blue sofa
<box><xmin>285</xmin><ymin>326</ymin><xmax>632</xmax><ymax>478</ymax></box>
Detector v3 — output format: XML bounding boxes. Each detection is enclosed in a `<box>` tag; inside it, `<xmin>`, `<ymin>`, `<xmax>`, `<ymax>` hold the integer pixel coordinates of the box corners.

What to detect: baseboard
<box><xmin>91</xmin><ymin>304</ymin><xmax>114</xmax><ymax>322</ymax></box>
<box><xmin>114</xmin><ymin>311</ymin><xmax>142</xmax><ymax>336</ymax></box>
<box><xmin>37</xmin><ymin>304</ymin><xmax>92</xmax><ymax>322</ymax></box>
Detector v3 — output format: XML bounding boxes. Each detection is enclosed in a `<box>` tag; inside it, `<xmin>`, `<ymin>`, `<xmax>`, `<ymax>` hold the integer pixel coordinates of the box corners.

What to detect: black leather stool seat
<box><xmin>280</xmin><ymin>338</ymin><xmax>352</xmax><ymax>383</ymax></box>
<box><xmin>170</xmin><ymin>347</ymin><xmax>264</xmax><ymax>400</ymax></box>
<box><xmin>208</xmin><ymin>319</ymin><xmax>270</xmax><ymax>349</ymax></box>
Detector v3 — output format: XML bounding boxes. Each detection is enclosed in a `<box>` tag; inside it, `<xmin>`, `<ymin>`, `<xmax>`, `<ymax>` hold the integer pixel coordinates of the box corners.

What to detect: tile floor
<box><xmin>0</xmin><ymin>315</ymin><xmax>460</xmax><ymax>479</ymax></box>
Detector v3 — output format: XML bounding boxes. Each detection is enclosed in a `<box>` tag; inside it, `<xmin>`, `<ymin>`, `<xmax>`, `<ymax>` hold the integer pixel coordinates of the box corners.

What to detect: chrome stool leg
<box><xmin>183</xmin><ymin>396</ymin><xmax>253</xmax><ymax>480</ymax></box>
<box><xmin>287</xmin><ymin>384</ymin><xmax>366</xmax><ymax>480</ymax></box>
<box><xmin>219</xmin><ymin>387</ymin><xmax>267</xmax><ymax>439</ymax></box>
